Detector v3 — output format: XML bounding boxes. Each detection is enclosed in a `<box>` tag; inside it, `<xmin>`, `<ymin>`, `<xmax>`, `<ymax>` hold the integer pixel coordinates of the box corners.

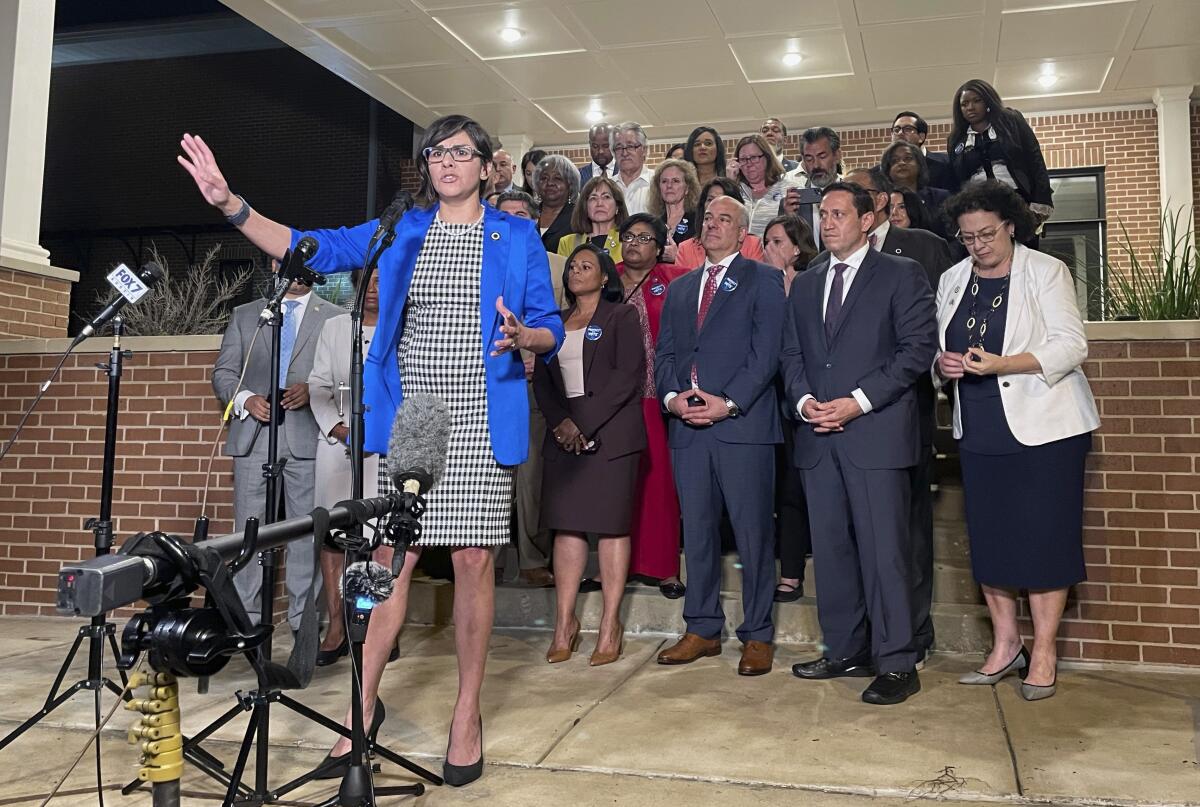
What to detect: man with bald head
<box><xmin>654</xmin><ymin>195</ymin><xmax>786</xmax><ymax>676</ymax></box>
<box><xmin>492</xmin><ymin>149</ymin><xmax>515</xmax><ymax>193</ymax></box>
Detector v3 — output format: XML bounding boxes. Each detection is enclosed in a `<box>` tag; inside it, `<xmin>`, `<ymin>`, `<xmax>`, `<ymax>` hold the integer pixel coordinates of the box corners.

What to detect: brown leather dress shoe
<box><xmin>657</xmin><ymin>633</ymin><xmax>722</xmax><ymax>665</ymax></box>
<box><xmin>738</xmin><ymin>640</ymin><xmax>774</xmax><ymax>676</ymax></box>
<box><xmin>518</xmin><ymin>567</ymin><xmax>555</xmax><ymax>588</ymax></box>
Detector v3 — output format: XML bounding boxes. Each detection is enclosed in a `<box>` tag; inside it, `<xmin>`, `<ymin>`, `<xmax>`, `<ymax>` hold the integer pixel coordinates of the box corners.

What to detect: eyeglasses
<box><xmin>738</xmin><ymin>153</ymin><xmax>766</xmax><ymax>164</ymax></box>
<box><xmin>613</xmin><ymin>143</ymin><xmax>644</xmax><ymax>153</ymax></box>
<box><xmin>892</xmin><ymin>125</ymin><xmax>919</xmax><ymax>135</ymax></box>
<box><xmin>619</xmin><ymin>233</ymin><xmax>657</xmax><ymax>244</ymax></box>
<box><xmin>422</xmin><ymin>145</ymin><xmax>484</xmax><ymax>163</ymax></box>
<box><xmin>956</xmin><ymin>223</ymin><xmax>1008</xmax><ymax>246</ymax></box>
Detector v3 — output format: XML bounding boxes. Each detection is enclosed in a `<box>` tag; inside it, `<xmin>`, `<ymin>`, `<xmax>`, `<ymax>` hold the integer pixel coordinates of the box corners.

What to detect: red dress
<box><xmin>617</xmin><ymin>261</ymin><xmax>690</xmax><ymax>580</ymax></box>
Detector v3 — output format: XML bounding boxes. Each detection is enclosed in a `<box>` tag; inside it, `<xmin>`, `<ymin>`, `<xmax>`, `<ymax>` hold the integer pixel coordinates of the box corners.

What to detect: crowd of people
<box><xmin>184</xmin><ymin>76</ymin><xmax>1099</xmax><ymax>788</ymax></box>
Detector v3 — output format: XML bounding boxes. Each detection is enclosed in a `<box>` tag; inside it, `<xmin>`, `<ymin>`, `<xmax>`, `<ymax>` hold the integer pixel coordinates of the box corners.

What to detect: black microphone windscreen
<box><xmin>387</xmin><ymin>394</ymin><xmax>450</xmax><ymax>494</ymax></box>
<box><xmin>341</xmin><ymin>560</ymin><xmax>394</xmax><ymax>605</ymax></box>
<box><xmin>141</xmin><ymin>262</ymin><xmax>166</xmax><ymax>285</ymax></box>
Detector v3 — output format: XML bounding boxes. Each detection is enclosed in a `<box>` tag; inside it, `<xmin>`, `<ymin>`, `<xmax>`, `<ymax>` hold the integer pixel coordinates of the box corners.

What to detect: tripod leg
<box><xmin>105</xmin><ymin>627</ymin><xmax>129</xmax><ymax>688</ymax></box>
<box><xmin>45</xmin><ymin>630</ymin><xmax>86</xmax><ymax>706</ymax></box>
<box><xmin>225</xmin><ymin>708</ymin><xmax>261</xmax><ymax>807</ymax></box>
<box><xmin>0</xmin><ymin>681</ymin><xmax>87</xmax><ymax>751</ymax></box>
<box><xmin>94</xmin><ymin>685</ymin><xmax>106</xmax><ymax>807</ymax></box>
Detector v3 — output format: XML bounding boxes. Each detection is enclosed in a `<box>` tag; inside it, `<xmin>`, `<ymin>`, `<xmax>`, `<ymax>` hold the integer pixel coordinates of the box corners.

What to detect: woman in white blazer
<box><xmin>308</xmin><ymin>271</ymin><xmax>381</xmax><ymax>667</ymax></box>
<box><xmin>933</xmin><ymin>182</ymin><xmax>1098</xmax><ymax>701</ymax></box>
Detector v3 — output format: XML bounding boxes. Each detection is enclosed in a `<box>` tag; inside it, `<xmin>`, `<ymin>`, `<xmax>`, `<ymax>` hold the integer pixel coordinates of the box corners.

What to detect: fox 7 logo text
<box><xmin>106</xmin><ymin>264</ymin><xmax>151</xmax><ymax>304</ymax></box>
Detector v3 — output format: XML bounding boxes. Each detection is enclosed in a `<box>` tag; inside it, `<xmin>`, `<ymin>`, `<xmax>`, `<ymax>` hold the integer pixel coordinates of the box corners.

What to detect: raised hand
<box><xmin>177</xmin><ymin>133</ymin><xmax>236</xmax><ymax>214</ymax></box>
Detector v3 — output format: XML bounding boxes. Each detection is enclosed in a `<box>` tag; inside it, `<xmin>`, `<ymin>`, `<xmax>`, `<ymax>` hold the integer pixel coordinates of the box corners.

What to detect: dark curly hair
<box><xmin>619</xmin><ymin>212</ymin><xmax>668</xmax><ymax>262</ymax></box>
<box><xmin>941</xmin><ymin>180</ymin><xmax>1037</xmax><ymax>242</ymax></box>
<box><xmin>562</xmin><ymin>242</ymin><xmax>623</xmax><ymax>307</ymax></box>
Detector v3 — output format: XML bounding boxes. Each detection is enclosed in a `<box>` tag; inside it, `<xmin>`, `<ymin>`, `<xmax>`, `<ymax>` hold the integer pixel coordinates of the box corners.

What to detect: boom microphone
<box><xmin>386</xmin><ymin>394</ymin><xmax>450</xmax><ymax>496</ymax></box>
<box><xmin>371</xmin><ymin>191</ymin><xmax>414</xmax><ymax>244</ymax></box>
<box><xmin>73</xmin><ymin>261</ymin><xmax>166</xmax><ymax>345</ymax></box>
<box><xmin>342</xmin><ymin>560</ymin><xmax>394</xmax><ymax>608</ymax></box>
<box><xmin>259</xmin><ymin>237</ymin><xmax>323</xmax><ymax>325</ymax></box>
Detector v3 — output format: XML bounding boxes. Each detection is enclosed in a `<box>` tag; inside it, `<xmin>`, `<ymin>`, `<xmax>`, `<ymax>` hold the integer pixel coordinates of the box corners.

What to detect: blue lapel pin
<box><xmin>721</xmin><ymin>277</ymin><xmax>738</xmax><ymax>292</ymax></box>
<box><xmin>585</xmin><ymin>325</ymin><xmax>603</xmax><ymax>341</ymax></box>
<box><xmin>650</xmin><ymin>282</ymin><xmax>666</xmax><ymax>296</ymax></box>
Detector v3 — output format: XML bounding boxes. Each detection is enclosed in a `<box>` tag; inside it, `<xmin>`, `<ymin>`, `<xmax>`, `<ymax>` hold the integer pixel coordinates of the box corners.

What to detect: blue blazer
<box><xmin>653</xmin><ymin>254</ymin><xmax>785</xmax><ymax>447</ymax></box>
<box><xmin>781</xmin><ymin>248</ymin><xmax>937</xmax><ymax>470</ymax></box>
<box><xmin>291</xmin><ymin>204</ymin><xmax>564</xmax><ymax>463</ymax></box>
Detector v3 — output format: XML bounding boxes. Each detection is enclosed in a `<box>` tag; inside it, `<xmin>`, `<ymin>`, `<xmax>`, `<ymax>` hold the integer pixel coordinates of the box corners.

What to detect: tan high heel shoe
<box><xmin>589</xmin><ymin>621</ymin><xmax>624</xmax><ymax>667</ymax></box>
<box><xmin>546</xmin><ymin>618</ymin><xmax>581</xmax><ymax>663</ymax></box>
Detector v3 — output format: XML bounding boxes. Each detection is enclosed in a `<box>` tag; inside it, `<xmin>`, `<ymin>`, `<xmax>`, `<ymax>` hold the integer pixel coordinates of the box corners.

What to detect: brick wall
<box><xmin>1065</xmin><ymin>335</ymin><xmax>1200</xmax><ymax>666</ymax></box>
<box><xmin>0</xmin><ymin>344</ymin><xmax>235</xmax><ymax>615</ymax></box>
<box><xmin>1</xmin><ymin>332</ymin><xmax>1198</xmax><ymax>666</ymax></box>
<box><xmin>0</xmin><ymin>270</ymin><xmax>72</xmax><ymax>339</ymax></box>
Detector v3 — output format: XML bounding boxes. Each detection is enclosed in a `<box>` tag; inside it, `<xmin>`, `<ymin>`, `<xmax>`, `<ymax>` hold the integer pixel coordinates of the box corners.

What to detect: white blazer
<box><xmin>933</xmin><ymin>243</ymin><xmax>1099</xmax><ymax>446</ymax></box>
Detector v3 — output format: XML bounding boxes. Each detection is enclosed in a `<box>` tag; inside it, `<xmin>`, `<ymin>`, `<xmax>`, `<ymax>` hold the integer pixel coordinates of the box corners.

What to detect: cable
<box><xmin>0</xmin><ymin>347</ymin><xmax>75</xmax><ymax>463</ymax></box>
<box><xmin>37</xmin><ymin>664</ymin><xmax>146</xmax><ymax>807</ymax></box>
<box><xmin>199</xmin><ymin>325</ymin><xmax>263</xmax><ymax>516</ymax></box>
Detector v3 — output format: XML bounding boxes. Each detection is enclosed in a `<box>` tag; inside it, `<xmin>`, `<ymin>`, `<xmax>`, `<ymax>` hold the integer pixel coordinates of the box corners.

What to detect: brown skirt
<box><xmin>539</xmin><ymin>446</ymin><xmax>640</xmax><ymax>536</ymax></box>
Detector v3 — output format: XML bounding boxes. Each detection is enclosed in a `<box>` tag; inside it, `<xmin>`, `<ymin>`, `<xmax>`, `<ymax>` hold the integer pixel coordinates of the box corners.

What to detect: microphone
<box><xmin>259</xmin><ymin>237</ymin><xmax>322</xmax><ymax>326</ymax></box>
<box><xmin>73</xmin><ymin>262</ymin><xmax>166</xmax><ymax>345</ymax></box>
<box><xmin>386</xmin><ymin>394</ymin><xmax>450</xmax><ymax>497</ymax></box>
<box><xmin>371</xmin><ymin>191</ymin><xmax>414</xmax><ymax>244</ymax></box>
<box><xmin>341</xmin><ymin>560</ymin><xmax>395</xmax><ymax>609</ymax></box>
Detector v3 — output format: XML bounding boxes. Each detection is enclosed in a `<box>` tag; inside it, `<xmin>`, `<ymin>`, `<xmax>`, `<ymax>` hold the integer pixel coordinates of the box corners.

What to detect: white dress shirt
<box><xmin>616</xmin><ymin>166</ymin><xmax>654</xmax><ymax>216</ymax></box>
<box><xmin>587</xmin><ymin>161</ymin><xmax>614</xmax><ymax>178</ymax></box>
<box><xmin>234</xmin><ymin>290</ymin><xmax>312</xmax><ymax>419</ymax></box>
<box><xmin>797</xmin><ymin>241</ymin><xmax>874</xmax><ymax>420</ymax></box>
<box><xmin>869</xmin><ymin>220</ymin><xmax>890</xmax><ymax>250</ymax></box>
<box><xmin>662</xmin><ymin>252</ymin><xmax>739</xmax><ymax>408</ymax></box>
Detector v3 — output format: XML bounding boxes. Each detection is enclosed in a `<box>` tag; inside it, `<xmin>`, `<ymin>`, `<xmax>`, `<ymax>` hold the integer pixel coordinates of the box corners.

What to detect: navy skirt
<box><xmin>960</xmin><ymin>431</ymin><xmax>1092</xmax><ymax>590</ymax></box>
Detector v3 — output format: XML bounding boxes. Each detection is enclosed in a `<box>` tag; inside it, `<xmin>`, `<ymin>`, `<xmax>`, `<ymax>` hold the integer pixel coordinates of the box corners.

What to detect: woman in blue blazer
<box><xmin>179</xmin><ymin>115</ymin><xmax>563</xmax><ymax>787</ymax></box>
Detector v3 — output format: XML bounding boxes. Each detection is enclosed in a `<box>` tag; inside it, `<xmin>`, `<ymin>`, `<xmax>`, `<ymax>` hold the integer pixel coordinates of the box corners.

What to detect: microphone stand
<box><xmin>313</xmin><ymin>222</ymin><xmax>439</xmax><ymax>806</ymax></box>
<box><xmin>0</xmin><ymin>317</ymin><xmax>132</xmax><ymax>795</ymax></box>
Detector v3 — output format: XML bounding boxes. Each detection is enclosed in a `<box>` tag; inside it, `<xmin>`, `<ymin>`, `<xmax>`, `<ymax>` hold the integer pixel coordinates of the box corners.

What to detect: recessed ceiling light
<box><xmin>585</xmin><ymin>108</ymin><xmax>605</xmax><ymax>124</ymax></box>
<box><xmin>781</xmin><ymin>51</ymin><xmax>803</xmax><ymax>67</ymax></box>
<box><xmin>1037</xmin><ymin>73</ymin><xmax>1058</xmax><ymax>89</ymax></box>
<box><xmin>499</xmin><ymin>26</ymin><xmax>524</xmax><ymax>43</ymax></box>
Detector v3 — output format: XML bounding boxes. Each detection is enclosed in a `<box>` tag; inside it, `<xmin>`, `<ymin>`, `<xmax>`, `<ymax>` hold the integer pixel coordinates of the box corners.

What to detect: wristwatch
<box><xmin>723</xmin><ymin>397</ymin><xmax>740</xmax><ymax>417</ymax></box>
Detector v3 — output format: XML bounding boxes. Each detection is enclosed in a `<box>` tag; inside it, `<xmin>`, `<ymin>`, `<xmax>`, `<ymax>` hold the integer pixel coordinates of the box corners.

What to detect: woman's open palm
<box><xmin>177</xmin><ymin>133</ymin><xmax>231</xmax><ymax>210</ymax></box>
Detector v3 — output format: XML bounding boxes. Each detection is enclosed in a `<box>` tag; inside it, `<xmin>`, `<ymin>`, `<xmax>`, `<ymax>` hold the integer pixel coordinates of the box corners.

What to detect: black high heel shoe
<box><xmin>442</xmin><ymin>716</ymin><xmax>483</xmax><ymax>787</ymax></box>
<box><xmin>313</xmin><ymin>700</ymin><xmax>387</xmax><ymax>780</ymax></box>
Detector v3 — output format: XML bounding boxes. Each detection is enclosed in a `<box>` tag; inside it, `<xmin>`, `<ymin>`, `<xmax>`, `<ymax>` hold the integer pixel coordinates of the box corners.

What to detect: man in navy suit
<box><xmin>844</xmin><ymin>166</ymin><xmax>953</xmax><ymax>666</ymax></box>
<box><xmin>654</xmin><ymin>196</ymin><xmax>786</xmax><ymax>676</ymax></box>
<box><xmin>782</xmin><ymin>182</ymin><xmax>937</xmax><ymax>704</ymax></box>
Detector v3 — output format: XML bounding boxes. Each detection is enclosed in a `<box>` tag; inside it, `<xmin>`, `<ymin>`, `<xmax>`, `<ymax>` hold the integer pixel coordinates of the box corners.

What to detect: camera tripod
<box><xmin>0</xmin><ymin>319</ymin><xmax>134</xmax><ymax>802</ymax></box>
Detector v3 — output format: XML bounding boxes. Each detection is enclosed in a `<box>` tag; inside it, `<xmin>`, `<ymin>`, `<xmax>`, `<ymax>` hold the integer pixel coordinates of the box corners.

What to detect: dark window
<box><xmin>1040</xmin><ymin>169</ymin><xmax>1105</xmax><ymax>320</ymax></box>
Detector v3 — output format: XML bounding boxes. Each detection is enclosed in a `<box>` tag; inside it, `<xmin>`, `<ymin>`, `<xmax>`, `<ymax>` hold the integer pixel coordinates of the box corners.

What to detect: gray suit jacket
<box><xmin>212</xmin><ymin>293</ymin><xmax>341</xmax><ymax>459</ymax></box>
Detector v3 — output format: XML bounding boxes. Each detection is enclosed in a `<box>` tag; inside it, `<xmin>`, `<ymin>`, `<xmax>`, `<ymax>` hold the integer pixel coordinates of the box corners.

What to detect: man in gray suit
<box><xmin>782</xmin><ymin>182</ymin><xmax>937</xmax><ymax>705</ymax></box>
<box><xmin>212</xmin><ymin>271</ymin><xmax>340</xmax><ymax>632</ymax></box>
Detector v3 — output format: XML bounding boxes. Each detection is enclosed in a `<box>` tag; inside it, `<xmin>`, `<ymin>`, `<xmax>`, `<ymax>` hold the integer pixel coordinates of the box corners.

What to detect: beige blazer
<box><xmin>933</xmin><ymin>243</ymin><xmax>1099</xmax><ymax>446</ymax></box>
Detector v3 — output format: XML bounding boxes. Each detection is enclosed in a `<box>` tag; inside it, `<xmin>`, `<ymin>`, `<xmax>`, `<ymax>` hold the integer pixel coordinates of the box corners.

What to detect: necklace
<box><xmin>434</xmin><ymin>207</ymin><xmax>484</xmax><ymax>237</ymax></box>
<box><xmin>965</xmin><ymin>266</ymin><xmax>1009</xmax><ymax>349</ymax></box>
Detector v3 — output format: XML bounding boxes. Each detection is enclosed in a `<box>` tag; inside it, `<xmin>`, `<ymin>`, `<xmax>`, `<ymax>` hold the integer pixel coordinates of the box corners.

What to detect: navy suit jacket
<box><xmin>925</xmin><ymin>150</ymin><xmax>958</xmax><ymax>192</ymax></box>
<box><xmin>654</xmin><ymin>254</ymin><xmax>785</xmax><ymax>448</ymax></box>
<box><xmin>781</xmin><ymin>248</ymin><xmax>937</xmax><ymax>470</ymax></box>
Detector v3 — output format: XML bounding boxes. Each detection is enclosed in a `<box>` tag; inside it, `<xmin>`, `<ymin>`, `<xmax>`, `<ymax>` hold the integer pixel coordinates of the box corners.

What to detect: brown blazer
<box><xmin>532</xmin><ymin>298</ymin><xmax>646</xmax><ymax>461</ymax></box>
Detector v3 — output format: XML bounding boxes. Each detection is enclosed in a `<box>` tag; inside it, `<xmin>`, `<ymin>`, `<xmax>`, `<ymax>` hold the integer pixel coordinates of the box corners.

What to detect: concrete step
<box><xmin>405</xmin><ymin>578</ymin><xmax>992</xmax><ymax>653</ymax></box>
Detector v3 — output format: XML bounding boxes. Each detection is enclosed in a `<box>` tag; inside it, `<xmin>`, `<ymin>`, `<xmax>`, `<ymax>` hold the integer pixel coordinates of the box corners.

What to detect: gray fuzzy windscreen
<box><xmin>386</xmin><ymin>394</ymin><xmax>450</xmax><ymax>489</ymax></box>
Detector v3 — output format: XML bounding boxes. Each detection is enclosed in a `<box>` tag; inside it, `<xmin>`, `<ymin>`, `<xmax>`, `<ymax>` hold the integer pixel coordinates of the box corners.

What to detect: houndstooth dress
<box><xmin>378</xmin><ymin>214</ymin><xmax>514</xmax><ymax>547</ymax></box>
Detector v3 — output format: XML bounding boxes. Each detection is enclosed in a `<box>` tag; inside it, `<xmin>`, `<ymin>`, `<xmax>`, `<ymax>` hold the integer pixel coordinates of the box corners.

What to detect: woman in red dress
<box><xmin>616</xmin><ymin>213</ymin><xmax>690</xmax><ymax>598</ymax></box>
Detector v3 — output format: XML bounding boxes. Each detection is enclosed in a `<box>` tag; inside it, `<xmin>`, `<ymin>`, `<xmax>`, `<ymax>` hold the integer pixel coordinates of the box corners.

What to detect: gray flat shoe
<box><xmin>958</xmin><ymin>646</ymin><xmax>1029</xmax><ymax>685</ymax></box>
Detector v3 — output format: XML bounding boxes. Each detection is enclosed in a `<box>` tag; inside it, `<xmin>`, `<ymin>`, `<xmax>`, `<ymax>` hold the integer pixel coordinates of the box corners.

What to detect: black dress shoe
<box><xmin>773</xmin><ymin>582</ymin><xmax>803</xmax><ymax>603</ymax></box>
<box><xmin>315</xmin><ymin>637</ymin><xmax>349</xmax><ymax>667</ymax></box>
<box><xmin>792</xmin><ymin>653</ymin><xmax>875</xmax><ymax>680</ymax></box>
<box><xmin>862</xmin><ymin>671</ymin><xmax>921</xmax><ymax>705</ymax></box>
<box><xmin>658</xmin><ymin>580</ymin><xmax>686</xmax><ymax>599</ymax></box>
<box><xmin>579</xmin><ymin>577</ymin><xmax>602</xmax><ymax>593</ymax></box>
<box><xmin>443</xmin><ymin>716</ymin><xmax>483</xmax><ymax>787</ymax></box>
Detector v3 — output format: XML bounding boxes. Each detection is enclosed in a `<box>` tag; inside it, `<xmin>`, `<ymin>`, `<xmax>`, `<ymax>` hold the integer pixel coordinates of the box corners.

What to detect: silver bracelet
<box><xmin>225</xmin><ymin>195</ymin><xmax>251</xmax><ymax>226</ymax></box>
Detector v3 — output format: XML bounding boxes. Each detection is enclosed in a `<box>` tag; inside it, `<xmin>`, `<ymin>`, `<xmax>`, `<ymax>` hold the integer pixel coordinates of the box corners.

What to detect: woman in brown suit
<box><xmin>534</xmin><ymin>243</ymin><xmax>646</xmax><ymax>666</ymax></box>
